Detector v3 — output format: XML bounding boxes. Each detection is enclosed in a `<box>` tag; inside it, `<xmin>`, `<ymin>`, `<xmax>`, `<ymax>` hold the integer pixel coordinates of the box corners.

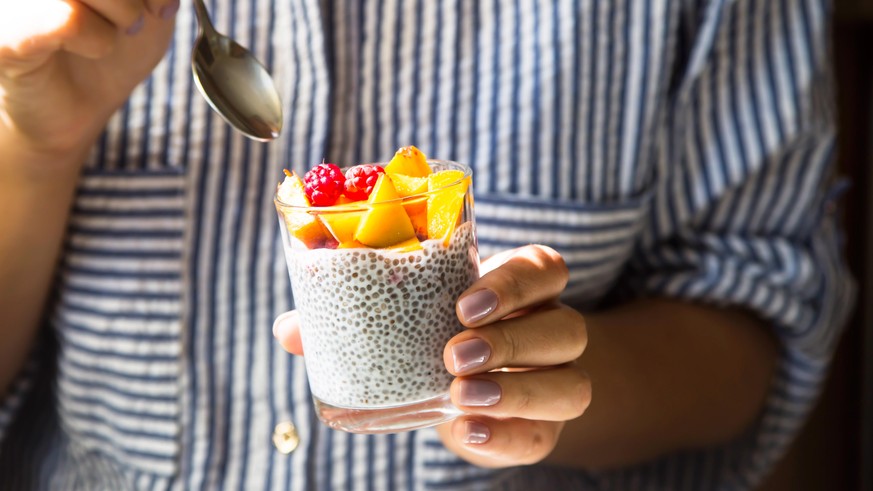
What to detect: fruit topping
<box><xmin>355</xmin><ymin>174</ymin><xmax>417</xmax><ymax>248</ymax></box>
<box><xmin>427</xmin><ymin>170</ymin><xmax>469</xmax><ymax>244</ymax></box>
<box><xmin>387</xmin><ymin>173</ymin><xmax>428</xmax><ymax>197</ymax></box>
<box><xmin>385</xmin><ymin>145</ymin><xmax>432</xmax><ymax>177</ymax></box>
<box><xmin>304</xmin><ymin>163</ymin><xmax>345</xmax><ymax>206</ymax></box>
<box><xmin>319</xmin><ymin>205</ymin><xmax>363</xmax><ymax>245</ymax></box>
<box><xmin>276</xmin><ymin>172</ymin><xmax>329</xmax><ymax>248</ymax></box>
<box><xmin>277</xmin><ymin>149</ymin><xmax>469</xmax><ymax>250</ymax></box>
<box><xmin>343</xmin><ymin>164</ymin><xmax>386</xmax><ymax>201</ymax></box>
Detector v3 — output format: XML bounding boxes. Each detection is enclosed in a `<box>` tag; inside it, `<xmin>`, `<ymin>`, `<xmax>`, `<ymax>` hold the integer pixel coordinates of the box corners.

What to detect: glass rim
<box><xmin>274</xmin><ymin>159</ymin><xmax>472</xmax><ymax>211</ymax></box>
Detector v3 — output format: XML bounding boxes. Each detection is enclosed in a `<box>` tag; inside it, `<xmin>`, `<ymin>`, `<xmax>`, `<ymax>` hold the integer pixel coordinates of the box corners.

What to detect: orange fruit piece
<box><xmin>355</xmin><ymin>175</ymin><xmax>416</xmax><ymax>248</ymax></box>
<box><xmin>387</xmin><ymin>237</ymin><xmax>423</xmax><ymax>252</ymax></box>
<box><xmin>387</xmin><ymin>174</ymin><xmax>429</xmax><ymax>237</ymax></box>
<box><xmin>276</xmin><ymin>172</ymin><xmax>328</xmax><ymax>248</ymax></box>
<box><xmin>389</xmin><ymin>173</ymin><xmax>428</xmax><ymax>196</ymax></box>
<box><xmin>319</xmin><ymin>206</ymin><xmax>363</xmax><ymax>244</ymax></box>
<box><xmin>427</xmin><ymin>170</ymin><xmax>469</xmax><ymax>244</ymax></box>
<box><xmin>338</xmin><ymin>239</ymin><xmax>366</xmax><ymax>249</ymax></box>
<box><xmin>403</xmin><ymin>195</ymin><xmax>428</xmax><ymax>238</ymax></box>
<box><xmin>384</xmin><ymin>145</ymin><xmax>432</xmax><ymax>177</ymax></box>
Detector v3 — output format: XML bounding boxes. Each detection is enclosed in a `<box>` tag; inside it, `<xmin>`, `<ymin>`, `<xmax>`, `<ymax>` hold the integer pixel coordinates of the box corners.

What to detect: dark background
<box><xmin>759</xmin><ymin>0</ymin><xmax>872</xmax><ymax>489</ymax></box>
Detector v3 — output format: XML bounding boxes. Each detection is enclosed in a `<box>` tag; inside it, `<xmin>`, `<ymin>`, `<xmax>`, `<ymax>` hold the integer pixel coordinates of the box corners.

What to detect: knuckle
<box><xmin>514</xmin><ymin>385</ymin><xmax>534</xmax><ymax>413</ymax></box>
<box><xmin>498</xmin><ymin>326</ymin><xmax>523</xmax><ymax>364</ymax></box>
<box><xmin>519</xmin><ymin>425</ymin><xmax>554</xmax><ymax>465</ymax></box>
<box><xmin>490</xmin><ymin>266</ymin><xmax>527</xmax><ymax>305</ymax></box>
<box><xmin>529</xmin><ymin>244</ymin><xmax>568</xmax><ymax>283</ymax></box>
<box><xmin>568</xmin><ymin>374</ymin><xmax>592</xmax><ymax>418</ymax></box>
<box><xmin>561</xmin><ymin>307</ymin><xmax>588</xmax><ymax>356</ymax></box>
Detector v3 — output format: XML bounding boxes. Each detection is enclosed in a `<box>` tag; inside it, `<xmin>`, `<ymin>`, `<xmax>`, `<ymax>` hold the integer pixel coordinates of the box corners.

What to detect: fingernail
<box><xmin>463</xmin><ymin>421</ymin><xmax>490</xmax><ymax>444</ymax></box>
<box><xmin>451</xmin><ymin>338</ymin><xmax>491</xmax><ymax>373</ymax></box>
<box><xmin>458</xmin><ymin>289</ymin><xmax>498</xmax><ymax>323</ymax></box>
<box><xmin>126</xmin><ymin>15</ymin><xmax>145</xmax><ymax>36</ymax></box>
<box><xmin>458</xmin><ymin>379</ymin><xmax>501</xmax><ymax>407</ymax></box>
<box><xmin>160</xmin><ymin>0</ymin><xmax>180</xmax><ymax>20</ymax></box>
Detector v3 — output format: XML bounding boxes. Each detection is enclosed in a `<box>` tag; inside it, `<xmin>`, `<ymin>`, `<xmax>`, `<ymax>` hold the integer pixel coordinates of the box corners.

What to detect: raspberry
<box><xmin>304</xmin><ymin>163</ymin><xmax>345</xmax><ymax>206</ymax></box>
<box><xmin>343</xmin><ymin>164</ymin><xmax>386</xmax><ymax>201</ymax></box>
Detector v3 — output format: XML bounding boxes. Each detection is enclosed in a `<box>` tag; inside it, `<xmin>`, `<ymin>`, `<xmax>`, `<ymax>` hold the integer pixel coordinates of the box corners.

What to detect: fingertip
<box><xmin>444</xmin><ymin>337</ymin><xmax>492</xmax><ymax>375</ymax></box>
<box><xmin>273</xmin><ymin>310</ymin><xmax>304</xmax><ymax>356</ymax></box>
<box><xmin>462</xmin><ymin>419</ymin><xmax>491</xmax><ymax>445</ymax></box>
<box><xmin>125</xmin><ymin>14</ymin><xmax>145</xmax><ymax>36</ymax></box>
<box><xmin>456</xmin><ymin>288</ymin><xmax>499</xmax><ymax>325</ymax></box>
<box><xmin>155</xmin><ymin>0</ymin><xmax>181</xmax><ymax>20</ymax></box>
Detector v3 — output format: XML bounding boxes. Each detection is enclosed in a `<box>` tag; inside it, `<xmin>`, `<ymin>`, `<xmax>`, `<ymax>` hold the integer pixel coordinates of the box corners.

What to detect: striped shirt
<box><xmin>0</xmin><ymin>0</ymin><xmax>853</xmax><ymax>489</ymax></box>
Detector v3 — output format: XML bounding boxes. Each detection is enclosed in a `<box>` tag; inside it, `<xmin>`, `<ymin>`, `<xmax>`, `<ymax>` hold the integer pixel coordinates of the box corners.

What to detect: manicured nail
<box><xmin>126</xmin><ymin>15</ymin><xmax>145</xmax><ymax>36</ymax></box>
<box><xmin>458</xmin><ymin>289</ymin><xmax>498</xmax><ymax>323</ymax></box>
<box><xmin>451</xmin><ymin>338</ymin><xmax>491</xmax><ymax>373</ymax></box>
<box><xmin>458</xmin><ymin>379</ymin><xmax>501</xmax><ymax>407</ymax></box>
<box><xmin>160</xmin><ymin>0</ymin><xmax>180</xmax><ymax>20</ymax></box>
<box><xmin>463</xmin><ymin>421</ymin><xmax>490</xmax><ymax>444</ymax></box>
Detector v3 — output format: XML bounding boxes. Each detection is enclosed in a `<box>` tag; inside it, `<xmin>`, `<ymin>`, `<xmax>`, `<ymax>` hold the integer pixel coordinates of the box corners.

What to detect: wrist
<box><xmin>0</xmin><ymin>120</ymin><xmax>96</xmax><ymax>181</ymax></box>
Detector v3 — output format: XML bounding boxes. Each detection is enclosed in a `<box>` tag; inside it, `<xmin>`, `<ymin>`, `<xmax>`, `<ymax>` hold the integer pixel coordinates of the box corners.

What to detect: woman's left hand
<box><xmin>435</xmin><ymin>244</ymin><xmax>590</xmax><ymax>468</ymax></box>
<box><xmin>273</xmin><ymin>244</ymin><xmax>591</xmax><ymax>468</ymax></box>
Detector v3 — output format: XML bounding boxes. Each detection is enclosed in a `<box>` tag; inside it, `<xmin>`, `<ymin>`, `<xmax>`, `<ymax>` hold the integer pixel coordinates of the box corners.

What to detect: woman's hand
<box><xmin>435</xmin><ymin>245</ymin><xmax>590</xmax><ymax>468</ymax></box>
<box><xmin>273</xmin><ymin>245</ymin><xmax>591</xmax><ymax>468</ymax></box>
<box><xmin>0</xmin><ymin>0</ymin><xmax>177</xmax><ymax>158</ymax></box>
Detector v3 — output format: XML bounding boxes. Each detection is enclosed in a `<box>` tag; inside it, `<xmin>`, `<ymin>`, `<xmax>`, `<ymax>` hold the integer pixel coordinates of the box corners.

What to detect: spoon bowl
<box><xmin>191</xmin><ymin>0</ymin><xmax>283</xmax><ymax>141</ymax></box>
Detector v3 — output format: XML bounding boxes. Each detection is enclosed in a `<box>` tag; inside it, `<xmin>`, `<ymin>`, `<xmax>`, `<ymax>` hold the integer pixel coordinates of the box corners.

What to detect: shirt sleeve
<box><xmin>623</xmin><ymin>0</ymin><xmax>854</xmax><ymax>486</ymax></box>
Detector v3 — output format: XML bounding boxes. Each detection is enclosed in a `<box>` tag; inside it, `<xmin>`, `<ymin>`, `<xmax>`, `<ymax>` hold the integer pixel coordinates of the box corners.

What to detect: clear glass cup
<box><xmin>275</xmin><ymin>161</ymin><xmax>478</xmax><ymax>433</ymax></box>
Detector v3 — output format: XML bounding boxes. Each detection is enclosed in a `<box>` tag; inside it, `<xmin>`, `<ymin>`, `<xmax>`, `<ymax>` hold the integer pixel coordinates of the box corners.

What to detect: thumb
<box><xmin>273</xmin><ymin>310</ymin><xmax>305</xmax><ymax>356</ymax></box>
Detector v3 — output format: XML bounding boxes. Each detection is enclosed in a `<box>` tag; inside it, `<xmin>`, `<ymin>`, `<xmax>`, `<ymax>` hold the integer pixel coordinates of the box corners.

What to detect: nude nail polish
<box><xmin>458</xmin><ymin>289</ymin><xmax>498</xmax><ymax>323</ymax></box>
<box><xmin>126</xmin><ymin>15</ymin><xmax>145</xmax><ymax>36</ymax></box>
<box><xmin>458</xmin><ymin>379</ymin><xmax>501</xmax><ymax>407</ymax></box>
<box><xmin>160</xmin><ymin>0</ymin><xmax>181</xmax><ymax>20</ymax></box>
<box><xmin>464</xmin><ymin>421</ymin><xmax>490</xmax><ymax>444</ymax></box>
<box><xmin>451</xmin><ymin>338</ymin><xmax>491</xmax><ymax>373</ymax></box>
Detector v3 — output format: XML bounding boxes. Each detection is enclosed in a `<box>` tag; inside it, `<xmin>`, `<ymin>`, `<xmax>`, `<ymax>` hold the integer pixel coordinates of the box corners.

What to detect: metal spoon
<box><xmin>191</xmin><ymin>0</ymin><xmax>283</xmax><ymax>141</ymax></box>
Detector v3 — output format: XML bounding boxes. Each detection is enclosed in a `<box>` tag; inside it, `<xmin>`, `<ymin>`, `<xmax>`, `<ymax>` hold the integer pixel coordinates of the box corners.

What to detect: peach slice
<box><xmin>354</xmin><ymin>175</ymin><xmax>416</xmax><ymax>248</ymax></box>
<box><xmin>384</xmin><ymin>145</ymin><xmax>432</xmax><ymax>177</ymax></box>
<box><xmin>427</xmin><ymin>170</ymin><xmax>469</xmax><ymax>244</ymax></box>
<box><xmin>388</xmin><ymin>174</ymin><xmax>429</xmax><ymax>237</ymax></box>
<box><xmin>338</xmin><ymin>239</ymin><xmax>367</xmax><ymax>249</ymax></box>
<box><xmin>387</xmin><ymin>236</ymin><xmax>423</xmax><ymax>252</ymax></box>
<box><xmin>389</xmin><ymin>173</ymin><xmax>428</xmax><ymax>196</ymax></box>
<box><xmin>276</xmin><ymin>172</ymin><xmax>328</xmax><ymax>248</ymax></box>
<box><xmin>404</xmin><ymin>196</ymin><xmax>428</xmax><ymax>238</ymax></box>
<box><xmin>319</xmin><ymin>207</ymin><xmax>363</xmax><ymax>244</ymax></box>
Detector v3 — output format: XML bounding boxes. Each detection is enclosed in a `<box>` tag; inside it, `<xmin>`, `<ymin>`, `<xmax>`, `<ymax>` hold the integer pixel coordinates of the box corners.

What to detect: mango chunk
<box><xmin>355</xmin><ymin>175</ymin><xmax>416</xmax><ymax>248</ymax></box>
<box><xmin>277</xmin><ymin>172</ymin><xmax>328</xmax><ymax>248</ymax></box>
<box><xmin>338</xmin><ymin>239</ymin><xmax>366</xmax><ymax>249</ymax></box>
<box><xmin>427</xmin><ymin>170</ymin><xmax>469</xmax><ymax>244</ymax></box>
<box><xmin>402</xmin><ymin>195</ymin><xmax>428</xmax><ymax>238</ymax></box>
<box><xmin>319</xmin><ymin>208</ymin><xmax>362</xmax><ymax>244</ymax></box>
<box><xmin>384</xmin><ymin>146</ymin><xmax>432</xmax><ymax>177</ymax></box>
<box><xmin>388</xmin><ymin>173</ymin><xmax>428</xmax><ymax>196</ymax></box>
<box><xmin>387</xmin><ymin>237</ymin><xmax>423</xmax><ymax>252</ymax></box>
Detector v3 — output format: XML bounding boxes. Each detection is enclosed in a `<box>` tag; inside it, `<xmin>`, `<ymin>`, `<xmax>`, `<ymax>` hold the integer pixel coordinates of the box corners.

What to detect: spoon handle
<box><xmin>192</xmin><ymin>0</ymin><xmax>218</xmax><ymax>36</ymax></box>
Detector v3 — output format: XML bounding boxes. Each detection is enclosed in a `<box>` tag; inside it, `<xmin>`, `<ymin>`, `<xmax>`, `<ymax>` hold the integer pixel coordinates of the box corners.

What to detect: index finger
<box><xmin>457</xmin><ymin>244</ymin><xmax>568</xmax><ymax>326</ymax></box>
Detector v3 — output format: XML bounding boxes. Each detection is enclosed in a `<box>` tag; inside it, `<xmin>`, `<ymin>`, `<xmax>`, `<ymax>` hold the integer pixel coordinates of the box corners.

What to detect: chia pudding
<box><xmin>285</xmin><ymin>222</ymin><xmax>478</xmax><ymax>409</ymax></box>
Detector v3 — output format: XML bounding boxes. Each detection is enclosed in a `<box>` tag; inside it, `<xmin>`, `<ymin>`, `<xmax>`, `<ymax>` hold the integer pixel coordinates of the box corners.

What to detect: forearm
<box><xmin>546</xmin><ymin>297</ymin><xmax>779</xmax><ymax>470</ymax></box>
<box><xmin>0</xmin><ymin>135</ymin><xmax>90</xmax><ymax>396</ymax></box>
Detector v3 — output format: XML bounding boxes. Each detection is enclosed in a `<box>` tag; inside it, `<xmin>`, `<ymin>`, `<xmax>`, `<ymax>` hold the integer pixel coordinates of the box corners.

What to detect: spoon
<box><xmin>191</xmin><ymin>0</ymin><xmax>283</xmax><ymax>141</ymax></box>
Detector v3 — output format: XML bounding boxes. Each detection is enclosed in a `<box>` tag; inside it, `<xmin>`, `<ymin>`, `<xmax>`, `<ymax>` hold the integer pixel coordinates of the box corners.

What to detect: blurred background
<box><xmin>759</xmin><ymin>0</ymin><xmax>872</xmax><ymax>489</ymax></box>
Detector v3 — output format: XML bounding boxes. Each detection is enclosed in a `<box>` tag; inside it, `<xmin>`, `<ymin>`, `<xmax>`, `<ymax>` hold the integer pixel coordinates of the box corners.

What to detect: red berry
<box><xmin>343</xmin><ymin>164</ymin><xmax>386</xmax><ymax>201</ymax></box>
<box><xmin>304</xmin><ymin>163</ymin><xmax>345</xmax><ymax>206</ymax></box>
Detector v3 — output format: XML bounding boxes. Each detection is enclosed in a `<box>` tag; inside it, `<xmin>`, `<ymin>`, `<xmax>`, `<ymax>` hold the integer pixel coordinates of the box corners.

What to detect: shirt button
<box><xmin>272</xmin><ymin>421</ymin><xmax>300</xmax><ymax>454</ymax></box>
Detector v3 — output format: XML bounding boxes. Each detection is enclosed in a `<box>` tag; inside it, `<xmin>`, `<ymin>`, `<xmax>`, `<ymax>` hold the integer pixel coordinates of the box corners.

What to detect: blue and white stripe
<box><xmin>0</xmin><ymin>0</ymin><xmax>852</xmax><ymax>489</ymax></box>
